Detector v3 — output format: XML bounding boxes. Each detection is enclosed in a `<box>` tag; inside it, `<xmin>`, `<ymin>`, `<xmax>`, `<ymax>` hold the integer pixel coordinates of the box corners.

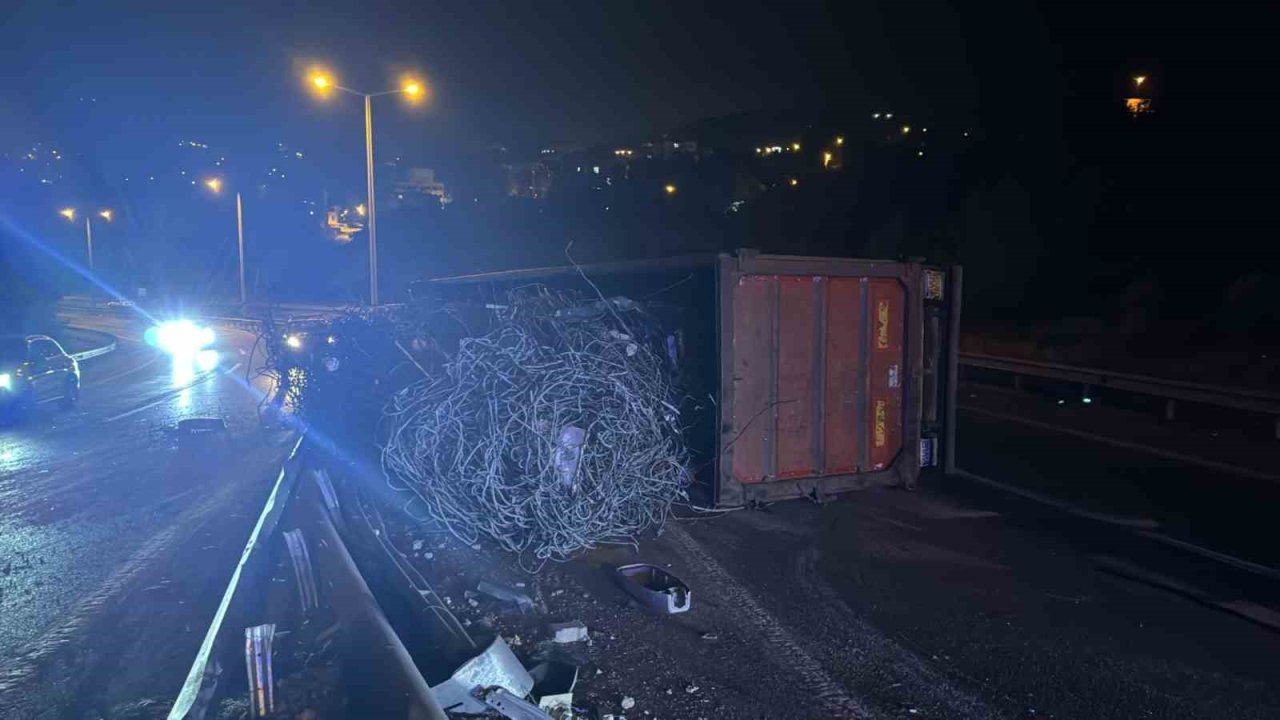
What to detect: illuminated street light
<box><xmin>791</xmin><ymin>142</ymin><xmax>801</xmax><ymax>151</ymax></box>
<box><xmin>835</xmin><ymin>136</ymin><xmax>844</xmax><ymax>146</ymax></box>
<box><xmin>664</xmin><ymin>183</ymin><xmax>677</xmax><ymax>195</ymax></box>
<box><xmin>304</xmin><ymin>67</ymin><xmax>428</xmax><ymax>305</ymax></box>
<box><xmin>202</xmin><ymin>178</ymin><xmax>247</xmax><ymax>305</ymax></box>
<box><xmin>901</xmin><ymin>125</ymin><xmax>911</xmax><ymax>134</ymax></box>
<box><xmin>823</xmin><ymin>151</ymin><xmax>833</xmax><ymax>168</ymax></box>
<box><xmin>355</xmin><ymin>203</ymin><xmax>367</xmax><ymax>217</ymax></box>
<box><xmin>59</xmin><ymin>207</ymin><xmax>111</xmax><ymax>270</ymax></box>
<box><xmin>1134</xmin><ymin>75</ymin><xmax>1147</xmax><ymax>88</ymax></box>
<box><xmin>789</xmin><ymin>178</ymin><xmax>799</xmax><ymax>187</ymax></box>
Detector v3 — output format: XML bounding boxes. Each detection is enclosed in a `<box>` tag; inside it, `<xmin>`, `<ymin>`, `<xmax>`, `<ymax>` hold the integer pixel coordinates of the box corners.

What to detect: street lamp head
<box><xmin>59</xmin><ymin>207</ymin><xmax>75</xmax><ymax>221</ymax></box>
<box><xmin>1134</xmin><ymin>75</ymin><xmax>1147</xmax><ymax>88</ymax></box>
<box><xmin>663</xmin><ymin>183</ymin><xmax>677</xmax><ymax>195</ymax></box>
<box><xmin>98</xmin><ymin>209</ymin><xmax>113</xmax><ymax>222</ymax></box>
<box><xmin>355</xmin><ymin>203</ymin><xmax>367</xmax><ymax>217</ymax></box>
<box><xmin>311</xmin><ymin>74</ymin><xmax>332</xmax><ymax>90</ymax></box>
<box><xmin>204</xmin><ymin>177</ymin><xmax>223</xmax><ymax>194</ymax></box>
<box><xmin>402</xmin><ymin>80</ymin><xmax>423</xmax><ymax>97</ymax></box>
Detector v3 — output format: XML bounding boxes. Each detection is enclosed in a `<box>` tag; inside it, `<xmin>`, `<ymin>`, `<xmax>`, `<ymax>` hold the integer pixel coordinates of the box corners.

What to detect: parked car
<box><xmin>0</xmin><ymin>334</ymin><xmax>80</xmax><ymax>417</ymax></box>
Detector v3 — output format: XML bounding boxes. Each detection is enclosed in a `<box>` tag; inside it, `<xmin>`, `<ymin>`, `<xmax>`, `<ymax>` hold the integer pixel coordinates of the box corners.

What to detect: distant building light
<box><xmin>791</xmin><ymin>142</ymin><xmax>801</xmax><ymax>151</ymax></box>
<box><xmin>885</xmin><ymin>113</ymin><xmax>893</xmax><ymax>119</ymax></box>
<box><xmin>755</xmin><ymin>147</ymin><xmax>762</xmax><ymax>153</ymax></box>
<box><xmin>1134</xmin><ymin>75</ymin><xmax>1147</xmax><ymax>88</ymax></box>
<box><xmin>901</xmin><ymin>125</ymin><xmax>911</xmax><ymax>134</ymax></box>
<box><xmin>922</xmin><ymin>127</ymin><xmax>928</xmax><ymax>133</ymax></box>
<box><xmin>835</xmin><ymin>136</ymin><xmax>844</xmax><ymax>146</ymax></box>
<box><xmin>664</xmin><ymin>183</ymin><xmax>677</xmax><ymax>195</ymax></box>
<box><xmin>872</xmin><ymin>113</ymin><xmax>881</xmax><ymax>119</ymax></box>
<box><xmin>592</xmin><ymin>166</ymin><xmax>600</xmax><ymax>174</ymax></box>
<box><xmin>1125</xmin><ymin>97</ymin><xmax>1152</xmax><ymax>114</ymax></box>
<box><xmin>823</xmin><ymin>151</ymin><xmax>833</xmax><ymax>168</ymax></box>
<box><xmin>296</xmin><ymin>151</ymin><xmax>304</xmax><ymax>159</ymax></box>
<box><xmin>789</xmin><ymin>177</ymin><xmax>799</xmax><ymax>187</ymax></box>
<box><xmin>917</xmin><ymin>150</ymin><xmax>925</xmax><ymax>157</ymax></box>
<box><xmin>963</xmin><ymin>131</ymin><xmax>970</xmax><ymax>137</ymax></box>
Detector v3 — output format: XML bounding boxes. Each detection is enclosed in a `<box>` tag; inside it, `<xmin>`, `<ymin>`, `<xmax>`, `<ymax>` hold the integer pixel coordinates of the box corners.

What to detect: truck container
<box><xmin>415</xmin><ymin>250</ymin><xmax>961</xmax><ymax>506</ymax></box>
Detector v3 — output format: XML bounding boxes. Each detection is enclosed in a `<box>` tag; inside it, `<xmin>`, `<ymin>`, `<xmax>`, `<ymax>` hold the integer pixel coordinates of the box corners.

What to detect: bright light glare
<box><xmin>663</xmin><ymin>184</ymin><xmax>677</xmax><ymax>195</ymax></box>
<box><xmin>0</xmin><ymin>373</ymin><xmax>10</xmax><ymax>390</ymax></box>
<box><xmin>1134</xmin><ymin>75</ymin><xmax>1147</xmax><ymax>87</ymax></box>
<box><xmin>403</xmin><ymin>80</ymin><xmax>423</xmax><ymax>97</ymax></box>
<box><xmin>59</xmin><ymin>208</ymin><xmax>76</xmax><ymax>221</ymax></box>
<box><xmin>355</xmin><ymin>203</ymin><xmax>366</xmax><ymax>217</ymax></box>
<box><xmin>148</xmin><ymin>320</ymin><xmax>215</xmax><ymax>355</ymax></box>
<box><xmin>791</xmin><ymin>142</ymin><xmax>801</xmax><ymax>151</ymax></box>
<box><xmin>197</xmin><ymin>349</ymin><xmax>219</xmax><ymax>372</ymax></box>
<box><xmin>98</xmin><ymin>209</ymin><xmax>113</xmax><ymax>221</ymax></box>
<box><xmin>311</xmin><ymin>74</ymin><xmax>331</xmax><ymax>90</ymax></box>
<box><xmin>204</xmin><ymin>177</ymin><xmax>223</xmax><ymax>194</ymax></box>
<box><xmin>285</xmin><ymin>334</ymin><xmax>303</xmax><ymax>350</ymax></box>
<box><xmin>835</xmin><ymin>136</ymin><xmax>844</xmax><ymax>146</ymax></box>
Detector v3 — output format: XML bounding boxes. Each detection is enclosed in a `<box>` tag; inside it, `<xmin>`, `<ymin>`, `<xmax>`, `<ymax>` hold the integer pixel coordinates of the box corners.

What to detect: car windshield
<box><xmin>0</xmin><ymin>338</ymin><xmax>26</xmax><ymax>364</ymax></box>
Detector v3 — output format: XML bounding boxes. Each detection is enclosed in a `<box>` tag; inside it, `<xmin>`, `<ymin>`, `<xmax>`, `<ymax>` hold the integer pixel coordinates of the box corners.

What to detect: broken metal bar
<box><xmin>282</xmin><ymin>529</ymin><xmax>319</xmax><ymax>613</ymax></box>
<box><xmin>244</xmin><ymin>624</ymin><xmax>275</xmax><ymax>717</ymax></box>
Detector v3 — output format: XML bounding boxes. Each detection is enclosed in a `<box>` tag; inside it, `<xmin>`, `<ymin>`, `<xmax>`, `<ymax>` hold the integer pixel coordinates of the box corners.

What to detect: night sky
<box><xmin>2</xmin><ymin>2</ymin><xmax>1272</xmax><ymax>179</ymax></box>
<box><xmin>2</xmin><ymin>1</ymin><xmax>1278</xmax><ymax>324</ymax></box>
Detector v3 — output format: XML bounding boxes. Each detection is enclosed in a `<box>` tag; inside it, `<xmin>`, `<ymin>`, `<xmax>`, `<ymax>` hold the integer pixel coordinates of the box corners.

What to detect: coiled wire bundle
<box><xmin>380</xmin><ymin>288</ymin><xmax>689</xmax><ymax>568</ymax></box>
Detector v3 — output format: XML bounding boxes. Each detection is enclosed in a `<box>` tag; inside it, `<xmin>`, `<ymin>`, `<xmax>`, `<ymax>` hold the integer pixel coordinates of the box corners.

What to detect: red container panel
<box><xmin>775</xmin><ymin>276</ymin><xmax>819</xmax><ymax>478</ymax></box>
<box><xmin>730</xmin><ymin>275</ymin><xmax>776</xmax><ymax>484</ymax></box>
<box><xmin>867</xmin><ymin>278</ymin><xmax>905</xmax><ymax>470</ymax></box>
<box><xmin>822</xmin><ymin>277</ymin><xmax>862</xmax><ymax>474</ymax></box>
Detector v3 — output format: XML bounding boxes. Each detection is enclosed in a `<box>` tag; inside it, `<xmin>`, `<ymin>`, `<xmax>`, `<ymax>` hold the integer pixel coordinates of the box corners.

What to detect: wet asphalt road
<box><xmin>0</xmin><ymin>312</ymin><xmax>287</xmax><ymax>715</ymax></box>
<box><xmin>2</xmin><ymin>310</ymin><xmax>1276</xmax><ymax>719</ymax></box>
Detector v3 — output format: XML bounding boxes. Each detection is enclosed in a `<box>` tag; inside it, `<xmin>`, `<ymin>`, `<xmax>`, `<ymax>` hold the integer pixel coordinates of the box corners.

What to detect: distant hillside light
<box><xmin>1134</xmin><ymin>75</ymin><xmax>1147</xmax><ymax>88</ymax></box>
<box><xmin>835</xmin><ymin>136</ymin><xmax>844</xmax><ymax>146</ymax></box>
<box><xmin>204</xmin><ymin>177</ymin><xmax>222</xmax><ymax>193</ymax></box>
<box><xmin>98</xmin><ymin>209</ymin><xmax>113</xmax><ymax>221</ymax></box>
<box><xmin>664</xmin><ymin>183</ymin><xmax>677</xmax><ymax>195</ymax></box>
<box><xmin>823</xmin><ymin>151</ymin><xmax>833</xmax><ymax>168</ymax></box>
<box><xmin>59</xmin><ymin>207</ymin><xmax>75</xmax><ymax>221</ymax></box>
<box><xmin>789</xmin><ymin>177</ymin><xmax>799</xmax><ymax>187</ymax></box>
<box><xmin>901</xmin><ymin>125</ymin><xmax>911</xmax><ymax>134</ymax></box>
<box><xmin>791</xmin><ymin>142</ymin><xmax>801</xmax><ymax>151</ymax></box>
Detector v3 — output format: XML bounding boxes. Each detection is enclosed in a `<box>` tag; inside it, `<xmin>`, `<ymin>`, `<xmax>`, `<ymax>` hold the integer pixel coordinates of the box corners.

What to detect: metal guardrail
<box><xmin>960</xmin><ymin>351</ymin><xmax>1280</xmax><ymax>437</ymax></box>
<box><xmin>70</xmin><ymin>338</ymin><xmax>116</xmax><ymax>362</ymax></box>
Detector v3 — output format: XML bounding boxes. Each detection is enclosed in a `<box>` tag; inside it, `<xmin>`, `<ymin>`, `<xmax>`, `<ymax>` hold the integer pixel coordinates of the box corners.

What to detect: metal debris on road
<box><xmin>430</xmin><ymin>636</ymin><xmax>534</xmax><ymax>714</ymax></box>
<box><xmin>477</xmin><ymin>579</ymin><xmax>536</xmax><ymax>612</ymax></box>
<box><xmin>282</xmin><ymin>529</ymin><xmax>318</xmax><ymax>613</ymax></box>
<box><xmin>483</xmin><ymin>687</ymin><xmax>556</xmax><ymax>720</ymax></box>
<box><xmin>614</xmin><ymin>563</ymin><xmax>692</xmax><ymax>614</ymax></box>
<box><xmin>529</xmin><ymin>660</ymin><xmax>579</xmax><ymax>712</ymax></box>
<box><xmin>380</xmin><ymin>288</ymin><xmax>690</xmax><ymax>568</ymax></box>
<box><xmin>549</xmin><ymin>620</ymin><xmax>589</xmax><ymax>643</ymax></box>
<box><xmin>244</xmin><ymin>624</ymin><xmax>276</xmax><ymax>717</ymax></box>
<box><xmin>620</xmin><ymin>696</ymin><xmax>636</xmax><ymax>710</ymax></box>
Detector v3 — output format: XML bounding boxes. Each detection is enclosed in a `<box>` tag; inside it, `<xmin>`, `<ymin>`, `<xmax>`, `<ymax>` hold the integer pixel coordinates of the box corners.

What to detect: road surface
<box><xmin>2</xmin><ymin>308</ymin><xmax>1277</xmax><ymax>719</ymax></box>
<box><xmin>0</xmin><ymin>312</ymin><xmax>291</xmax><ymax>718</ymax></box>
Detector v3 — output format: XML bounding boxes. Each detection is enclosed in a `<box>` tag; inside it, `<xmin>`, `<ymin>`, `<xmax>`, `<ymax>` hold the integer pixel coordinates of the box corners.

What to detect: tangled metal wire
<box><xmin>381</xmin><ymin>287</ymin><xmax>689</xmax><ymax>567</ymax></box>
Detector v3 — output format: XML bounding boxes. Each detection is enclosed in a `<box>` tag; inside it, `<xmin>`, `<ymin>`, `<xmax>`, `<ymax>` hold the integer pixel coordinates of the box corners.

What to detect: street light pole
<box><xmin>306</xmin><ymin>71</ymin><xmax>423</xmax><ymax>307</ymax></box>
<box><xmin>84</xmin><ymin>216</ymin><xmax>94</xmax><ymax>270</ymax></box>
<box><xmin>235</xmin><ymin>191</ymin><xmax>246</xmax><ymax>305</ymax></box>
<box><xmin>364</xmin><ymin>94</ymin><xmax>379</xmax><ymax>306</ymax></box>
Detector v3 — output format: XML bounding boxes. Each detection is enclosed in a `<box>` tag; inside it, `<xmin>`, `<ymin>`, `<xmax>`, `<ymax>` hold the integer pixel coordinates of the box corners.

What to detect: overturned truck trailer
<box><xmin>415</xmin><ymin>250</ymin><xmax>962</xmax><ymax>506</ymax></box>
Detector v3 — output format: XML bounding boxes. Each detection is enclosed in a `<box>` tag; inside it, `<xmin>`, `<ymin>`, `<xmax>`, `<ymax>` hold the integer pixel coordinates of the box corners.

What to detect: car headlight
<box><xmin>0</xmin><ymin>373</ymin><xmax>10</xmax><ymax>391</ymax></box>
<box><xmin>147</xmin><ymin>320</ymin><xmax>215</xmax><ymax>355</ymax></box>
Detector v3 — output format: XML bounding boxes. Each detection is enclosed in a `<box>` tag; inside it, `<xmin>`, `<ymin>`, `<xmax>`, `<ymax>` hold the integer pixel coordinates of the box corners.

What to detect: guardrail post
<box><xmin>1165</xmin><ymin>399</ymin><xmax>1176</xmax><ymax>421</ymax></box>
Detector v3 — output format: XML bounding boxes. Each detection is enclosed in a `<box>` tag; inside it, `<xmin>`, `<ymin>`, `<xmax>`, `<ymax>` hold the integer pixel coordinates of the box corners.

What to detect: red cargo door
<box><xmin>867</xmin><ymin>278</ymin><xmax>905</xmax><ymax>470</ymax></box>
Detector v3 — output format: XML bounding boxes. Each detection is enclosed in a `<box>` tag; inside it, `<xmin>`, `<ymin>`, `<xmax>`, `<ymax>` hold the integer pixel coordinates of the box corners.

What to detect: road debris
<box><xmin>550</xmin><ymin>620</ymin><xmax>589</xmax><ymax>644</ymax></box>
<box><xmin>244</xmin><ymin>624</ymin><xmax>276</xmax><ymax>717</ymax></box>
<box><xmin>483</xmin><ymin>686</ymin><xmax>556</xmax><ymax>719</ymax></box>
<box><xmin>614</xmin><ymin>563</ymin><xmax>691</xmax><ymax>614</ymax></box>
<box><xmin>430</xmin><ymin>636</ymin><xmax>533</xmax><ymax>714</ymax></box>
<box><xmin>529</xmin><ymin>660</ymin><xmax>579</xmax><ymax>712</ymax></box>
<box><xmin>477</xmin><ymin>579</ymin><xmax>536</xmax><ymax>612</ymax></box>
<box><xmin>621</xmin><ymin>695</ymin><xmax>636</xmax><ymax>710</ymax></box>
<box><xmin>380</xmin><ymin>288</ymin><xmax>690</xmax><ymax>568</ymax></box>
